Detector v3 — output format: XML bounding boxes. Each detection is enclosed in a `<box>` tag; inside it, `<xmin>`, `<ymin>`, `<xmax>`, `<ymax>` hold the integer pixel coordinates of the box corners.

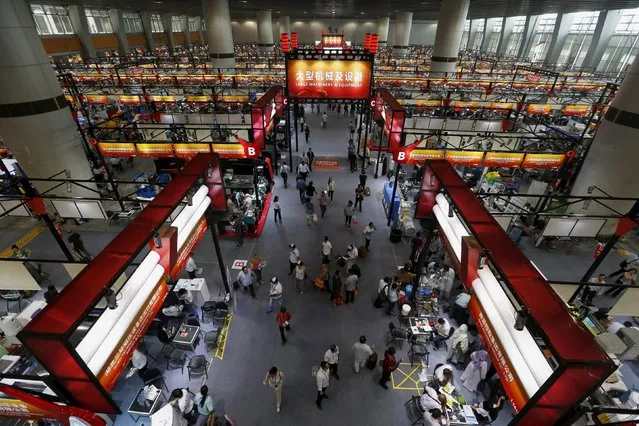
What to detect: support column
<box><xmin>181</xmin><ymin>15</ymin><xmax>191</xmax><ymax>47</ymax></box>
<box><xmin>378</xmin><ymin>17</ymin><xmax>390</xmax><ymax>47</ymax></box>
<box><xmin>583</xmin><ymin>10</ymin><xmax>622</xmax><ymax>70</ymax></box>
<box><xmin>161</xmin><ymin>14</ymin><xmax>175</xmax><ymax>52</ymax></box>
<box><xmin>431</xmin><ymin>0</ymin><xmax>470</xmax><ymax>73</ymax></box>
<box><xmin>546</xmin><ymin>12</ymin><xmax>576</xmax><ymax>64</ymax></box>
<box><xmin>481</xmin><ymin>18</ymin><xmax>500</xmax><ymax>52</ymax></box>
<box><xmin>67</xmin><ymin>5</ymin><xmax>96</xmax><ymax>59</ymax></box>
<box><xmin>279</xmin><ymin>16</ymin><xmax>290</xmax><ymax>38</ymax></box>
<box><xmin>467</xmin><ymin>19</ymin><xmax>482</xmax><ymax>50</ymax></box>
<box><xmin>198</xmin><ymin>18</ymin><xmax>206</xmax><ymax>46</ymax></box>
<box><xmin>203</xmin><ymin>0</ymin><xmax>235</xmax><ymax>68</ymax></box>
<box><xmin>519</xmin><ymin>15</ymin><xmax>538</xmax><ymax>59</ymax></box>
<box><xmin>393</xmin><ymin>12</ymin><xmax>413</xmax><ymax>57</ymax></box>
<box><xmin>497</xmin><ymin>16</ymin><xmax>515</xmax><ymax>56</ymax></box>
<box><xmin>108</xmin><ymin>9</ymin><xmax>130</xmax><ymax>57</ymax></box>
<box><xmin>257</xmin><ymin>10</ymin><xmax>274</xmax><ymax>51</ymax></box>
<box><xmin>0</xmin><ymin>0</ymin><xmax>94</xmax><ymax>195</ymax></box>
<box><xmin>570</xmin><ymin>56</ymin><xmax>639</xmax><ymax>223</ymax></box>
<box><xmin>140</xmin><ymin>11</ymin><xmax>155</xmax><ymax>53</ymax></box>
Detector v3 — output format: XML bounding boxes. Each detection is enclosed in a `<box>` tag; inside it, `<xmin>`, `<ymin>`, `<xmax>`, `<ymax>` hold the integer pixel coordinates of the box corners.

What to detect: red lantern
<box><xmin>291</xmin><ymin>32</ymin><xmax>298</xmax><ymax>49</ymax></box>
<box><xmin>370</xmin><ymin>34</ymin><xmax>379</xmax><ymax>54</ymax></box>
<box><xmin>364</xmin><ymin>33</ymin><xmax>371</xmax><ymax>50</ymax></box>
<box><xmin>281</xmin><ymin>33</ymin><xmax>290</xmax><ymax>52</ymax></box>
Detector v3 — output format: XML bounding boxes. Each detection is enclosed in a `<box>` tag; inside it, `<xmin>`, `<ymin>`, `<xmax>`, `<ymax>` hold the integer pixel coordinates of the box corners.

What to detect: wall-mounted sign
<box><xmin>286</xmin><ymin>59</ymin><xmax>372</xmax><ymax>99</ymax></box>
<box><xmin>220</xmin><ymin>95</ymin><xmax>249</xmax><ymax>103</ymax></box>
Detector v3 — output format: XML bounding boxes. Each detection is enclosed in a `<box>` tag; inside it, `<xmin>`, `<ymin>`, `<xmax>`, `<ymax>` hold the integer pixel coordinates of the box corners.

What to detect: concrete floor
<box><xmin>0</xmin><ymin>105</ymin><xmax>630</xmax><ymax>426</ymax></box>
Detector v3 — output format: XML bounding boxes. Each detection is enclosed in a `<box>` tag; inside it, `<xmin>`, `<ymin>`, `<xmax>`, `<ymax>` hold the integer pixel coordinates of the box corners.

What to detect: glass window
<box><xmin>85</xmin><ymin>8</ymin><xmax>112</xmax><ymax>34</ymax></box>
<box><xmin>30</xmin><ymin>4</ymin><xmax>74</xmax><ymax>35</ymax></box>
<box><xmin>558</xmin><ymin>34</ymin><xmax>593</xmax><ymax>68</ymax></box>
<box><xmin>536</xmin><ymin>13</ymin><xmax>557</xmax><ymax>34</ymax></box>
<box><xmin>475</xmin><ymin>19</ymin><xmax>485</xmax><ymax>33</ymax></box>
<box><xmin>486</xmin><ymin>32</ymin><xmax>500</xmax><ymax>53</ymax></box>
<box><xmin>570</xmin><ymin>11</ymin><xmax>600</xmax><ymax>34</ymax></box>
<box><xmin>151</xmin><ymin>14</ymin><xmax>163</xmax><ymax>33</ymax></box>
<box><xmin>171</xmin><ymin>16</ymin><xmax>182</xmax><ymax>32</ymax></box>
<box><xmin>493</xmin><ymin>18</ymin><xmax>503</xmax><ymax>33</ymax></box>
<box><xmin>615</xmin><ymin>8</ymin><xmax>639</xmax><ymax>34</ymax></box>
<box><xmin>512</xmin><ymin>16</ymin><xmax>526</xmax><ymax>33</ymax></box>
<box><xmin>122</xmin><ymin>12</ymin><xmax>143</xmax><ymax>33</ymax></box>
<box><xmin>188</xmin><ymin>17</ymin><xmax>199</xmax><ymax>32</ymax></box>
<box><xmin>460</xmin><ymin>31</ymin><xmax>469</xmax><ymax>49</ymax></box>
<box><xmin>505</xmin><ymin>32</ymin><xmax>524</xmax><ymax>57</ymax></box>
<box><xmin>464</xmin><ymin>20</ymin><xmax>470</xmax><ymax>32</ymax></box>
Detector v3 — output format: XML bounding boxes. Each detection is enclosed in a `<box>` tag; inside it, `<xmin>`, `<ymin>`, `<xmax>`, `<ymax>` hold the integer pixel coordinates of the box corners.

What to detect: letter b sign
<box><xmin>247</xmin><ymin>147</ymin><xmax>256</xmax><ymax>157</ymax></box>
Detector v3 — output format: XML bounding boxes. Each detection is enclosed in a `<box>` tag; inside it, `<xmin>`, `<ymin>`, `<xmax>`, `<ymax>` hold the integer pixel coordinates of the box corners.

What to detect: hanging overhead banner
<box><xmin>522</xmin><ymin>153</ymin><xmax>566</xmax><ymax>169</ymax></box>
<box><xmin>98</xmin><ymin>142</ymin><xmax>136</xmax><ymax>157</ymax></box>
<box><xmin>527</xmin><ymin>104</ymin><xmax>552</xmax><ymax>115</ymax></box>
<box><xmin>286</xmin><ymin>59</ymin><xmax>372</xmax><ymax>99</ymax></box>
<box><xmin>118</xmin><ymin>95</ymin><xmax>141</xmax><ymax>105</ymax></box>
<box><xmin>136</xmin><ymin>143</ymin><xmax>174</xmax><ymax>158</ymax></box>
<box><xmin>445</xmin><ymin>151</ymin><xmax>484</xmax><ymax>166</ymax></box>
<box><xmin>562</xmin><ymin>105</ymin><xmax>590</xmax><ymax>116</ymax></box>
<box><xmin>484</xmin><ymin>152</ymin><xmax>525</xmax><ymax>168</ymax></box>
<box><xmin>174</xmin><ymin>143</ymin><xmax>211</xmax><ymax>158</ymax></box>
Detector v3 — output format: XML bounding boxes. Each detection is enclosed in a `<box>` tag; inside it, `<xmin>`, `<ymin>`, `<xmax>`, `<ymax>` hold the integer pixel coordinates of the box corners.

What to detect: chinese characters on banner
<box><xmin>287</xmin><ymin>60</ymin><xmax>372</xmax><ymax>99</ymax></box>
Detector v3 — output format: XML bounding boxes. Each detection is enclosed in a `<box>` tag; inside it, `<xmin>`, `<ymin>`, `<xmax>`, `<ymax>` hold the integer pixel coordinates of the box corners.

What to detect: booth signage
<box><xmin>118</xmin><ymin>95</ymin><xmax>141</xmax><ymax>105</ymax></box>
<box><xmin>98</xmin><ymin>142</ymin><xmax>136</xmax><ymax>157</ymax></box>
<box><xmin>98</xmin><ymin>280</ymin><xmax>168</xmax><ymax>391</ymax></box>
<box><xmin>562</xmin><ymin>105</ymin><xmax>590</xmax><ymax>116</ymax></box>
<box><xmin>453</xmin><ymin>101</ymin><xmax>479</xmax><ymax>111</ymax></box>
<box><xmin>526</xmin><ymin>104</ymin><xmax>552</xmax><ymax>115</ymax></box>
<box><xmin>484</xmin><ymin>152</ymin><xmax>524</xmax><ymax>168</ymax></box>
<box><xmin>469</xmin><ymin>297</ymin><xmax>529</xmax><ymax>413</ymax></box>
<box><xmin>171</xmin><ymin>217</ymin><xmax>208</xmax><ymax>279</ymax></box>
<box><xmin>445</xmin><ymin>151</ymin><xmax>484</xmax><ymax>166</ymax></box>
<box><xmin>174</xmin><ymin>143</ymin><xmax>211</xmax><ymax>158</ymax></box>
<box><xmin>136</xmin><ymin>143</ymin><xmax>174</xmax><ymax>158</ymax></box>
<box><xmin>525</xmin><ymin>74</ymin><xmax>541</xmax><ymax>82</ymax></box>
<box><xmin>522</xmin><ymin>153</ymin><xmax>566</xmax><ymax>169</ymax></box>
<box><xmin>0</xmin><ymin>397</ymin><xmax>55</xmax><ymax>420</ymax></box>
<box><xmin>185</xmin><ymin>95</ymin><xmax>211</xmax><ymax>103</ymax></box>
<box><xmin>489</xmin><ymin>102</ymin><xmax>514</xmax><ymax>112</ymax></box>
<box><xmin>149</xmin><ymin>95</ymin><xmax>175</xmax><ymax>103</ymax></box>
<box><xmin>415</xmin><ymin>100</ymin><xmax>442</xmax><ymax>109</ymax></box>
<box><xmin>286</xmin><ymin>59</ymin><xmax>372</xmax><ymax>99</ymax></box>
<box><xmin>86</xmin><ymin>95</ymin><xmax>108</xmax><ymax>104</ymax></box>
<box><xmin>220</xmin><ymin>95</ymin><xmax>249</xmax><ymax>103</ymax></box>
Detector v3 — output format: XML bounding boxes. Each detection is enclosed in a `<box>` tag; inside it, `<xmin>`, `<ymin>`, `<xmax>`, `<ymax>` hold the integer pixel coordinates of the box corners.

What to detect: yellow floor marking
<box><xmin>391</xmin><ymin>362</ymin><xmax>424</xmax><ymax>393</ymax></box>
<box><xmin>0</xmin><ymin>226</ymin><xmax>46</xmax><ymax>258</ymax></box>
<box><xmin>213</xmin><ymin>313</ymin><xmax>233</xmax><ymax>361</ymax></box>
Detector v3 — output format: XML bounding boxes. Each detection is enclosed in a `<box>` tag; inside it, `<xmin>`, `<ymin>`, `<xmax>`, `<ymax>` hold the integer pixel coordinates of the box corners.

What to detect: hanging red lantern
<box><xmin>370</xmin><ymin>34</ymin><xmax>379</xmax><ymax>54</ymax></box>
<box><xmin>364</xmin><ymin>33</ymin><xmax>371</xmax><ymax>50</ymax></box>
<box><xmin>281</xmin><ymin>33</ymin><xmax>290</xmax><ymax>52</ymax></box>
<box><xmin>291</xmin><ymin>32</ymin><xmax>298</xmax><ymax>49</ymax></box>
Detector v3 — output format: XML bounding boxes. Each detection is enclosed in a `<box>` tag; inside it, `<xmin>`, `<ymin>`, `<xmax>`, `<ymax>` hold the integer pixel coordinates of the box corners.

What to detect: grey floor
<box><xmin>0</xmin><ymin>105</ymin><xmax>631</xmax><ymax>426</ymax></box>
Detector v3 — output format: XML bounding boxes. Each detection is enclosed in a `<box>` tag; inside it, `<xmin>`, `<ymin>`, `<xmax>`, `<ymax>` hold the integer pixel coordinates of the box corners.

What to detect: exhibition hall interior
<box><xmin>3</xmin><ymin>0</ymin><xmax>639</xmax><ymax>424</ymax></box>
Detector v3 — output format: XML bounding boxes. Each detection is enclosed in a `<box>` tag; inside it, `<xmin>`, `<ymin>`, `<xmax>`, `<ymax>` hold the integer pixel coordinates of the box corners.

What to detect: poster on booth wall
<box><xmin>286</xmin><ymin>59</ymin><xmax>372</xmax><ymax>99</ymax></box>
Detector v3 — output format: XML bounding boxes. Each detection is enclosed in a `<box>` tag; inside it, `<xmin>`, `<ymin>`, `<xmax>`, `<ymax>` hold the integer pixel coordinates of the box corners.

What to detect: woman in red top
<box><xmin>379</xmin><ymin>347</ymin><xmax>400</xmax><ymax>389</ymax></box>
<box><xmin>276</xmin><ymin>306</ymin><xmax>292</xmax><ymax>346</ymax></box>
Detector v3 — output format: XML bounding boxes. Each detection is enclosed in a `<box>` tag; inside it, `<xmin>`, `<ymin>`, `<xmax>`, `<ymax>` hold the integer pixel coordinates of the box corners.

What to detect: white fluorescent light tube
<box><xmin>472</xmin><ymin>277</ymin><xmax>540</xmax><ymax>398</ymax></box>
<box><xmin>87</xmin><ymin>264</ymin><xmax>165</xmax><ymax>375</ymax></box>
<box><xmin>477</xmin><ymin>268</ymin><xmax>553</xmax><ymax>386</ymax></box>
<box><xmin>178</xmin><ymin>196</ymin><xmax>211</xmax><ymax>251</ymax></box>
<box><xmin>75</xmin><ymin>251</ymin><xmax>160</xmax><ymax>362</ymax></box>
<box><xmin>435</xmin><ymin>193</ymin><xmax>470</xmax><ymax>242</ymax></box>
<box><xmin>433</xmin><ymin>204</ymin><xmax>462</xmax><ymax>261</ymax></box>
<box><xmin>171</xmin><ymin>185</ymin><xmax>208</xmax><ymax>234</ymax></box>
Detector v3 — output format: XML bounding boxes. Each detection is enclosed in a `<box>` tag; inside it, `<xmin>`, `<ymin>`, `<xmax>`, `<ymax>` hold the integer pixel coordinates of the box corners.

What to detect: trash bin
<box><xmin>390</xmin><ymin>228</ymin><xmax>402</xmax><ymax>243</ymax></box>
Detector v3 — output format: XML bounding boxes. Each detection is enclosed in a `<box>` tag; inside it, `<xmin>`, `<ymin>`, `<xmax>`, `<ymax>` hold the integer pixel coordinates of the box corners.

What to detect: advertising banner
<box><xmin>98</xmin><ymin>280</ymin><xmax>168</xmax><ymax>391</ymax></box>
<box><xmin>174</xmin><ymin>143</ymin><xmax>211</xmax><ymax>158</ymax></box>
<box><xmin>445</xmin><ymin>151</ymin><xmax>484</xmax><ymax>166</ymax></box>
<box><xmin>149</xmin><ymin>95</ymin><xmax>175</xmax><ymax>103</ymax></box>
<box><xmin>118</xmin><ymin>95</ymin><xmax>141</xmax><ymax>105</ymax></box>
<box><xmin>489</xmin><ymin>102</ymin><xmax>514</xmax><ymax>112</ymax></box>
<box><xmin>98</xmin><ymin>142</ymin><xmax>136</xmax><ymax>157</ymax></box>
<box><xmin>562</xmin><ymin>105</ymin><xmax>590</xmax><ymax>116</ymax></box>
<box><xmin>525</xmin><ymin>74</ymin><xmax>541</xmax><ymax>82</ymax></box>
<box><xmin>185</xmin><ymin>95</ymin><xmax>211</xmax><ymax>103</ymax></box>
<box><xmin>469</xmin><ymin>296</ymin><xmax>528</xmax><ymax>413</ymax></box>
<box><xmin>136</xmin><ymin>143</ymin><xmax>174</xmax><ymax>158</ymax></box>
<box><xmin>287</xmin><ymin>59</ymin><xmax>372</xmax><ymax>99</ymax></box>
<box><xmin>220</xmin><ymin>95</ymin><xmax>249</xmax><ymax>103</ymax></box>
<box><xmin>171</xmin><ymin>217</ymin><xmax>208</xmax><ymax>279</ymax></box>
<box><xmin>453</xmin><ymin>101</ymin><xmax>479</xmax><ymax>111</ymax></box>
<box><xmin>526</xmin><ymin>104</ymin><xmax>552</xmax><ymax>115</ymax></box>
<box><xmin>0</xmin><ymin>397</ymin><xmax>56</xmax><ymax>420</ymax></box>
<box><xmin>522</xmin><ymin>153</ymin><xmax>566</xmax><ymax>169</ymax></box>
<box><xmin>86</xmin><ymin>95</ymin><xmax>108</xmax><ymax>104</ymax></box>
<box><xmin>484</xmin><ymin>152</ymin><xmax>524</xmax><ymax>168</ymax></box>
<box><xmin>415</xmin><ymin>100</ymin><xmax>442</xmax><ymax>108</ymax></box>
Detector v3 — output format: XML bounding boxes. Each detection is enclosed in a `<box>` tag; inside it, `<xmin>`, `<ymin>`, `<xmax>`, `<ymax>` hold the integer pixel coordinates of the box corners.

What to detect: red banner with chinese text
<box><xmin>287</xmin><ymin>60</ymin><xmax>372</xmax><ymax>99</ymax></box>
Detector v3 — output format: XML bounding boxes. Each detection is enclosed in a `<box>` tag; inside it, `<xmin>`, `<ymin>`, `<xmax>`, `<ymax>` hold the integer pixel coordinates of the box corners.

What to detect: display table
<box><xmin>128</xmin><ymin>385</ymin><xmax>163</xmax><ymax>422</ymax></box>
<box><xmin>172</xmin><ymin>324</ymin><xmax>200</xmax><ymax>351</ymax></box>
<box><xmin>448</xmin><ymin>404</ymin><xmax>479</xmax><ymax>425</ymax></box>
<box><xmin>409</xmin><ymin>317</ymin><xmax>433</xmax><ymax>337</ymax></box>
<box><xmin>173</xmin><ymin>278</ymin><xmax>210</xmax><ymax>307</ymax></box>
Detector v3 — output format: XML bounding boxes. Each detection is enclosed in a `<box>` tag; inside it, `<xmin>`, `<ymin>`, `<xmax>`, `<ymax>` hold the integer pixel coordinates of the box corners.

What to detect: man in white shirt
<box><xmin>378</xmin><ymin>277</ymin><xmax>391</xmax><ymax>294</ymax></box>
<box><xmin>352</xmin><ymin>336</ymin><xmax>373</xmax><ymax>373</ymax></box>
<box><xmin>345</xmin><ymin>244</ymin><xmax>358</xmax><ymax>270</ymax></box>
<box><xmin>420</xmin><ymin>385</ymin><xmax>446</xmax><ymax>412</ymax></box>
<box><xmin>440</xmin><ymin>265</ymin><xmax>456</xmax><ymax>300</ymax></box>
<box><xmin>267</xmin><ymin>277</ymin><xmax>283</xmax><ymax>313</ymax></box>
<box><xmin>324</xmin><ymin>345</ymin><xmax>340</xmax><ymax>379</ymax></box>
<box><xmin>297</xmin><ymin>161</ymin><xmax>309</xmax><ymax>179</ymax></box>
<box><xmin>581</xmin><ymin>273</ymin><xmax>607</xmax><ymax>305</ymax></box>
<box><xmin>431</xmin><ymin>317</ymin><xmax>451</xmax><ymax>349</ymax></box>
<box><xmin>434</xmin><ymin>364</ymin><xmax>455</xmax><ymax>387</ymax></box>
<box><xmin>315</xmin><ymin>361</ymin><xmax>330</xmax><ymax>410</ymax></box>
<box><xmin>185</xmin><ymin>256</ymin><xmax>197</xmax><ymax>279</ymax></box>
<box><xmin>128</xmin><ymin>348</ymin><xmax>148</xmax><ymax>378</ymax></box>
<box><xmin>321</xmin><ymin>236</ymin><xmax>332</xmax><ymax>263</ymax></box>
<box><xmin>237</xmin><ymin>266</ymin><xmax>256</xmax><ymax>298</ymax></box>
<box><xmin>177</xmin><ymin>288</ymin><xmax>198</xmax><ymax>320</ymax></box>
<box><xmin>288</xmin><ymin>243</ymin><xmax>300</xmax><ymax>275</ymax></box>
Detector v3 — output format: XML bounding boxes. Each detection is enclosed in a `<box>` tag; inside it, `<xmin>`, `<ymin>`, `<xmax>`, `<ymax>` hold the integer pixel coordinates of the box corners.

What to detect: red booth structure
<box><xmin>17</xmin><ymin>154</ymin><xmax>222</xmax><ymax>415</ymax></box>
<box><xmin>250</xmin><ymin>86</ymin><xmax>284</xmax><ymax>150</ymax></box>
<box><xmin>370</xmin><ymin>88</ymin><xmax>406</xmax><ymax>152</ymax></box>
<box><xmin>419</xmin><ymin>159</ymin><xmax>615</xmax><ymax>425</ymax></box>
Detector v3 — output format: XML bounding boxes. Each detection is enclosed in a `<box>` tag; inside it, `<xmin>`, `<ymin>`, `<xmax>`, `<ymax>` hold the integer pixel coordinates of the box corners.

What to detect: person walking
<box><xmin>344</xmin><ymin>244</ymin><xmax>359</xmax><ymax>270</ymax></box>
<box><xmin>304</xmin><ymin>125</ymin><xmax>310</xmax><ymax>144</ymax></box>
<box><xmin>185</xmin><ymin>256</ymin><xmax>198</xmax><ymax>279</ymax></box>
<box><xmin>194</xmin><ymin>385</ymin><xmax>215</xmax><ymax>422</ymax></box>
<box><xmin>379</xmin><ymin>347</ymin><xmax>400</xmax><ymax>389</ymax></box>
<box><xmin>300</xmin><ymin>150</ymin><xmax>309</xmax><ymax>166</ymax></box>
<box><xmin>273</xmin><ymin>195</ymin><xmax>282</xmax><ymax>223</ymax></box>
<box><xmin>276</xmin><ymin>306</ymin><xmax>291</xmax><ymax>345</ymax></box>
<box><xmin>297</xmin><ymin>161</ymin><xmax>310</xmax><ymax>180</ymax></box>
<box><xmin>280</xmin><ymin>162</ymin><xmax>290</xmax><ymax>188</ymax></box>
<box><xmin>349</xmin><ymin>120</ymin><xmax>355</xmax><ymax>135</ymax></box>
<box><xmin>321</xmin><ymin>112</ymin><xmax>328</xmax><ymax>128</ymax></box>
<box><xmin>348</xmin><ymin>149</ymin><xmax>357</xmax><ymax>173</ymax></box>
<box><xmin>233</xmin><ymin>217</ymin><xmax>245</xmax><ymax>247</ymax></box>
<box><xmin>327</xmin><ymin>177</ymin><xmax>336</xmax><ymax>202</ymax></box>
<box><xmin>352</xmin><ymin>336</ymin><xmax>373</xmax><ymax>373</ymax></box>
<box><xmin>250</xmin><ymin>253</ymin><xmax>264</xmax><ymax>284</ymax></box>
<box><xmin>305</xmin><ymin>181</ymin><xmax>318</xmax><ymax>200</ymax></box>
<box><xmin>296</xmin><ymin>176</ymin><xmax>307</xmax><ymax>204</ymax></box>
<box><xmin>263</xmin><ymin>367</ymin><xmax>284</xmax><ymax>412</ymax></box>
<box><xmin>288</xmin><ymin>244</ymin><xmax>300</xmax><ymax>275</ymax></box>
<box><xmin>44</xmin><ymin>285</ymin><xmax>58</xmax><ymax>303</ymax></box>
<box><xmin>68</xmin><ymin>232</ymin><xmax>92</xmax><ymax>261</ymax></box>
<box><xmin>410</xmin><ymin>232</ymin><xmax>424</xmax><ymax>263</ymax></box>
<box><xmin>304</xmin><ymin>198</ymin><xmax>316</xmax><ymax>227</ymax></box>
<box><xmin>363</xmin><ymin>222</ymin><xmax>376</xmax><ymax>249</ymax></box>
<box><xmin>294</xmin><ymin>261</ymin><xmax>307</xmax><ymax>294</ymax></box>
<box><xmin>447</xmin><ymin>324</ymin><xmax>470</xmax><ymax>365</ymax></box>
<box><xmin>344</xmin><ymin>201</ymin><xmax>355</xmax><ymax>228</ymax></box>
<box><xmin>267</xmin><ymin>277</ymin><xmax>283</xmax><ymax>313</ymax></box>
<box><xmin>237</xmin><ymin>266</ymin><xmax>256</xmax><ymax>298</ymax></box>
<box><xmin>324</xmin><ymin>345</ymin><xmax>340</xmax><ymax>379</ymax></box>
<box><xmin>336</xmin><ymin>104</ymin><xmax>341</xmax><ymax>118</ymax></box>
<box><xmin>307</xmin><ymin>148</ymin><xmax>315</xmax><ymax>171</ymax></box>
<box><xmin>315</xmin><ymin>361</ymin><xmax>330</xmax><ymax>410</ymax></box>
<box><xmin>319</xmin><ymin>191</ymin><xmax>328</xmax><ymax>218</ymax></box>
<box><xmin>386</xmin><ymin>283</ymin><xmax>399</xmax><ymax>315</ymax></box>
<box><xmin>427</xmin><ymin>232</ymin><xmax>443</xmax><ymax>262</ymax></box>
<box><xmin>344</xmin><ymin>267</ymin><xmax>359</xmax><ymax>304</ymax></box>
<box><xmin>354</xmin><ymin>184</ymin><xmax>365</xmax><ymax>212</ymax></box>
<box><xmin>609</xmin><ymin>253</ymin><xmax>639</xmax><ymax>279</ymax></box>
<box><xmin>319</xmin><ymin>259</ymin><xmax>331</xmax><ymax>292</ymax></box>
<box><xmin>321</xmin><ymin>236</ymin><xmax>332</xmax><ymax>263</ymax></box>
